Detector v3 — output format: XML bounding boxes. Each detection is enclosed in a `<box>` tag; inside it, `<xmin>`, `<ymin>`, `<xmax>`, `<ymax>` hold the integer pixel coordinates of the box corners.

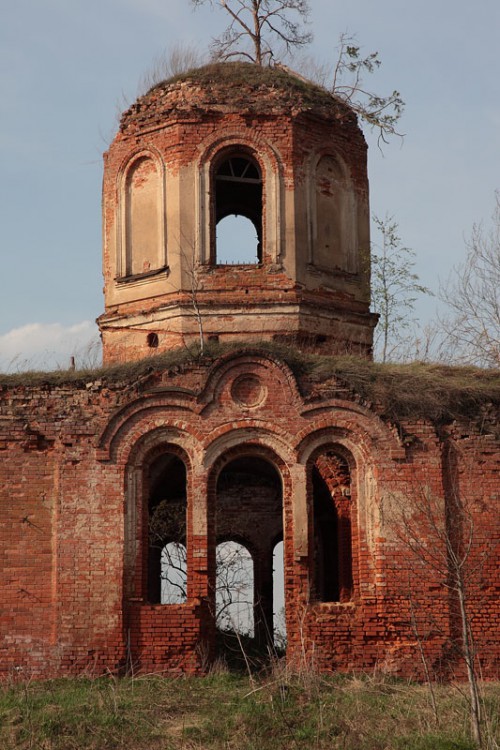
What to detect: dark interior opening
<box><xmin>215</xmin><ymin>455</ymin><xmax>283</xmax><ymax>656</ymax></box>
<box><xmin>312</xmin><ymin>452</ymin><xmax>353</xmax><ymax>603</ymax></box>
<box><xmin>147</xmin><ymin>453</ymin><xmax>187</xmax><ymax>604</ymax></box>
<box><xmin>215</xmin><ymin>154</ymin><xmax>263</xmax><ymax>264</ymax></box>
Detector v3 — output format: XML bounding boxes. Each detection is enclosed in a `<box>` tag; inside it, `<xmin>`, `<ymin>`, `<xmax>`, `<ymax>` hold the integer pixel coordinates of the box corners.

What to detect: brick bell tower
<box><xmin>98</xmin><ymin>63</ymin><xmax>377</xmax><ymax>364</ymax></box>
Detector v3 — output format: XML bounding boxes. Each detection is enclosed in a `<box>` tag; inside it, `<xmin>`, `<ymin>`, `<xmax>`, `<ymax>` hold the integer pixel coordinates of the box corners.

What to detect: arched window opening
<box><xmin>147</xmin><ymin>453</ymin><xmax>187</xmax><ymax>604</ymax></box>
<box><xmin>216</xmin><ymin>454</ymin><xmax>283</xmax><ymax>651</ymax></box>
<box><xmin>272</xmin><ymin>540</ymin><xmax>286</xmax><ymax>651</ymax></box>
<box><xmin>216</xmin><ymin>541</ymin><xmax>254</xmax><ymax>637</ymax></box>
<box><xmin>214</xmin><ymin>154</ymin><xmax>262</xmax><ymax>265</ymax></box>
<box><xmin>312</xmin><ymin>451</ymin><xmax>352</xmax><ymax>603</ymax></box>
<box><xmin>160</xmin><ymin>542</ymin><xmax>187</xmax><ymax>604</ymax></box>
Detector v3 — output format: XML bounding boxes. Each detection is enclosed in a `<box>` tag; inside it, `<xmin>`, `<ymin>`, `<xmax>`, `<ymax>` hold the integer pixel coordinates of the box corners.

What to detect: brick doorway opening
<box><xmin>214</xmin><ymin>454</ymin><xmax>284</xmax><ymax>662</ymax></box>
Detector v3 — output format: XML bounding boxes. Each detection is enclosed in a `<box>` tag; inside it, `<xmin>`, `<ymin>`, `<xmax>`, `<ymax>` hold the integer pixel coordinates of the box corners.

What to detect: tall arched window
<box><xmin>147</xmin><ymin>453</ymin><xmax>187</xmax><ymax>604</ymax></box>
<box><xmin>311</xmin><ymin>449</ymin><xmax>353</xmax><ymax>603</ymax></box>
<box><xmin>215</xmin><ymin>453</ymin><xmax>283</xmax><ymax>649</ymax></box>
<box><xmin>216</xmin><ymin>540</ymin><xmax>254</xmax><ymax>636</ymax></box>
<box><xmin>213</xmin><ymin>153</ymin><xmax>262</xmax><ymax>265</ymax></box>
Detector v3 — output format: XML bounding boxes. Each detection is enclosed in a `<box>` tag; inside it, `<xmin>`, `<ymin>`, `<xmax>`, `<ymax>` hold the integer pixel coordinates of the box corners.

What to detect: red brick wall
<box><xmin>0</xmin><ymin>352</ymin><xmax>498</xmax><ymax>679</ymax></box>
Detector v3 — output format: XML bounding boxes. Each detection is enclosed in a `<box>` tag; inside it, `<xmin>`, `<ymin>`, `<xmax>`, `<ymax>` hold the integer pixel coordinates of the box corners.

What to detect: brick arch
<box><xmin>296</xmin><ymin>409</ymin><xmax>405</xmax><ymax>463</ymax></box>
<box><xmin>207</xmin><ymin>440</ymin><xmax>290</xmax><ymax>491</ymax></box>
<box><xmin>197</xmin><ymin>130</ymin><xmax>283</xmax><ymax>265</ymax></box>
<box><xmin>198</xmin><ymin>350</ymin><xmax>302</xmax><ymax>415</ymax></box>
<box><xmin>97</xmin><ymin>398</ymin><xmax>200</xmax><ymax>464</ymax></box>
<box><xmin>117</xmin><ymin>147</ymin><xmax>166</xmax><ymax>279</ymax></box>
<box><xmin>207</xmin><ymin>441</ymin><xmax>292</xmax><ymax>648</ymax></box>
<box><xmin>197</xmin><ymin>129</ymin><xmax>282</xmax><ymax>176</ymax></box>
<box><xmin>203</xmin><ymin>425</ymin><xmax>296</xmax><ymax>470</ymax></box>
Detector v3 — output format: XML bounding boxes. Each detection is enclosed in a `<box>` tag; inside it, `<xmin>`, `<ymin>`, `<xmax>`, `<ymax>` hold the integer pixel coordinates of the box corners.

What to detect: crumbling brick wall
<box><xmin>0</xmin><ymin>351</ymin><xmax>498</xmax><ymax>679</ymax></box>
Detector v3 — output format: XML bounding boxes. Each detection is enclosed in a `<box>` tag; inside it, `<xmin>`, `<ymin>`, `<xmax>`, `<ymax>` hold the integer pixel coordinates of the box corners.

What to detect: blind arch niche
<box><xmin>120</xmin><ymin>152</ymin><xmax>166</xmax><ymax>278</ymax></box>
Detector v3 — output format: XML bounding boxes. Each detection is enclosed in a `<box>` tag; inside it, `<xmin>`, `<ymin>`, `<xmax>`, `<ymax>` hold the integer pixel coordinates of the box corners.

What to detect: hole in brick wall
<box><xmin>160</xmin><ymin>542</ymin><xmax>187</xmax><ymax>603</ymax></box>
<box><xmin>273</xmin><ymin>540</ymin><xmax>286</xmax><ymax>650</ymax></box>
<box><xmin>216</xmin><ymin>541</ymin><xmax>254</xmax><ymax>637</ymax></box>
<box><xmin>147</xmin><ymin>332</ymin><xmax>159</xmax><ymax>348</ymax></box>
<box><xmin>216</xmin><ymin>215</ymin><xmax>260</xmax><ymax>264</ymax></box>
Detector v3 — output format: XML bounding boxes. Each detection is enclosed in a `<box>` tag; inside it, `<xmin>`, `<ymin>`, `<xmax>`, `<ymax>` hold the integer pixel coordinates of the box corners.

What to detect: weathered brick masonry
<box><xmin>1</xmin><ymin>352</ymin><xmax>498</xmax><ymax>678</ymax></box>
<box><xmin>1</xmin><ymin>62</ymin><xmax>498</xmax><ymax>680</ymax></box>
<box><xmin>97</xmin><ymin>63</ymin><xmax>376</xmax><ymax>363</ymax></box>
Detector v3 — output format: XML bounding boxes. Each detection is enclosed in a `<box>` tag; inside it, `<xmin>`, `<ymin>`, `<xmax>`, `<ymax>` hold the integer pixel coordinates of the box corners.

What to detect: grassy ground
<box><xmin>0</xmin><ymin>670</ymin><xmax>498</xmax><ymax>750</ymax></box>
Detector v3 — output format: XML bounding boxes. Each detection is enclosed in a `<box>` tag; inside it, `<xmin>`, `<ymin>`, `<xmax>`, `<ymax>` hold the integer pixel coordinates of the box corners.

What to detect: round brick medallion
<box><xmin>231</xmin><ymin>374</ymin><xmax>267</xmax><ymax>408</ymax></box>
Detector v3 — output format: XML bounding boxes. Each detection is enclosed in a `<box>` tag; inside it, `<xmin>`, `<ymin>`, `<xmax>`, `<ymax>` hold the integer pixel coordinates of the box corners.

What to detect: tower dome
<box><xmin>98</xmin><ymin>62</ymin><xmax>376</xmax><ymax>363</ymax></box>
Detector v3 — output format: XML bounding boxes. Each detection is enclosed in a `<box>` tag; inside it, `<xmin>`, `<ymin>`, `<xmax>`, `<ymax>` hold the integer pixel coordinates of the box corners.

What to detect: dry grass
<box><xmin>146</xmin><ymin>61</ymin><xmax>340</xmax><ymax>109</ymax></box>
<box><xmin>0</xmin><ymin>672</ymin><xmax>498</xmax><ymax>749</ymax></box>
<box><xmin>1</xmin><ymin>341</ymin><xmax>498</xmax><ymax>429</ymax></box>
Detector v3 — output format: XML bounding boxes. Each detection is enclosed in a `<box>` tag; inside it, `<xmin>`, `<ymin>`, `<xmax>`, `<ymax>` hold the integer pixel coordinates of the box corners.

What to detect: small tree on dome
<box><xmin>191</xmin><ymin>0</ymin><xmax>312</xmax><ymax>66</ymax></box>
<box><xmin>190</xmin><ymin>3</ymin><xmax>404</xmax><ymax>142</ymax></box>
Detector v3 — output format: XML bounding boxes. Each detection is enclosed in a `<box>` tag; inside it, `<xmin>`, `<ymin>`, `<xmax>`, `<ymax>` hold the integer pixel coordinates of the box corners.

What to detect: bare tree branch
<box><xmin>298</xmin><ymin>33</ymin><xmax>405</xmax><ymax>144</ymax></box>
<box><xmin>438</xmin><ymin>192</ymin><xmax>500</xmax><ymax>368</ymax></box>
<box><xmin>371</xmin><ymin>215</ymin><xmax>433</xmax><ymax>362</ymax></box>
<box><xmin>192</xmin><ymin>0</ymin><xmax>311</xmax><ymax>65</ymax></box>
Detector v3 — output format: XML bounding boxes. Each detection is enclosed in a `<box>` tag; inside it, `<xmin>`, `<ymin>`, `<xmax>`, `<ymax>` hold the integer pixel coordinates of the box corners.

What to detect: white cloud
<box><xmin>0</xmin><ymin>321</ymin><xmax>101</xmax><ymax>373</ymax></box>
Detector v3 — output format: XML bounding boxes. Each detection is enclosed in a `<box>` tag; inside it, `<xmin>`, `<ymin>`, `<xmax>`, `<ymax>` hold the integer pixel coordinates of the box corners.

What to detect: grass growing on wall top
<box><xmin>1</xmin><ymin>340</ymin><xmax>499</xmax><ymax>427</ymax></box>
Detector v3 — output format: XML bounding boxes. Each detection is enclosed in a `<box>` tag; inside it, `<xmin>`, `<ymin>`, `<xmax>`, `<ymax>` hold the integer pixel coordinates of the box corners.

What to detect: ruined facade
<box><xmin>1</xmin><ymin>64</ymin><xmax>498</xmax><ymax>680</ymax></box>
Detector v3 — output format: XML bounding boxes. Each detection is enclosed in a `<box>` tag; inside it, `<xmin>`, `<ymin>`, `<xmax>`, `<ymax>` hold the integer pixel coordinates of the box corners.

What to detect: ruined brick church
<box><xmin>1</xmin><ymin>63</ymin><xmax>498</xmax><ymax>679</ymax></box>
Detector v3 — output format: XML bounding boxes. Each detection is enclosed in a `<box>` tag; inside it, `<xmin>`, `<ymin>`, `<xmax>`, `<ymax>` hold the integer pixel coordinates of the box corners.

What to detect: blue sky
<box><xmin>1</xmin><ymin>0</ymin><xmax>499</xmax><ymax>371</ymax></box>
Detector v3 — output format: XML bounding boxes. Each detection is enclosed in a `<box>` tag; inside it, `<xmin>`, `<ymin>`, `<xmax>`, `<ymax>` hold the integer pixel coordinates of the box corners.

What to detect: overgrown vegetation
<box><xmin>145</xmin><ymin>60</ymin><xmax>341</xmax><ymax>110</ymax></box>
<box><xmin>185</xmin><ymin>1</ymin><xmax>404</xmax><ymax>141</ymax></box>
<box><xmin>371</xmin><ymin>215</ymin><xmax>433</xmax><ymax>363</ymax></box>
<box><xmin>1</xmin><ymin>341</ymin><xmax>498</xmax><ymax>429</ymax></box>
<box><xmin>1</xmin><ymin>672</ymin><xmax>498</xmax><ymax>749</ymax></box>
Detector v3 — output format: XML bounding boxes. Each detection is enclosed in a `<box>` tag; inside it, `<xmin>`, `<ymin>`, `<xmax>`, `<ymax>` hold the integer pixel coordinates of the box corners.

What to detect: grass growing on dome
<box><xmin>145</xmin><ymin>60</ymin><xmax>343</xmax><ymax>109</ymax></box>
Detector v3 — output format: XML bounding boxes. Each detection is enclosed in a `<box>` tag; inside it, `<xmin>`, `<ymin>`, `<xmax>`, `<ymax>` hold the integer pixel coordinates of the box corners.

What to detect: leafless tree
<box><xmin>371</xmin><ymin>215</ymin><xmax>433</xmax><ymax>362</ymax></box>
<box><xmin>191</xmin><ymin>0</ymin><xmax>312</xmax><ymax>65</ymax></box>
<box><xmin>438</xmin><ymin>192</ymin><xmax>500</xmax><ymax>369</ymax></box>
<box><xmin>392</xmin><ymin>473</ymin><xmax>489</xmax><ymax>748</ymax></box>
<box><xmin>215</xmin><ymin>541</ymin><xmax>255</xmax><ymax>635</ymax></box>
<box><xmin>162</xmin><ymin>8</ymin><xmax>403</xmax><ymax>142</ymax></box>
<box><xmin>150</xmin><ymin>502</ymin><xmax>255</xmax><ymax>633</ymax></box>
<box><xmin>298</xmin><ymin>33</ymin><xmax>404</xmax><ymax>143</ymax></box>
<box><xmin>184</xmin><ymin>251</ymin><xmax>206</xmax><ymax>357</ymax></box>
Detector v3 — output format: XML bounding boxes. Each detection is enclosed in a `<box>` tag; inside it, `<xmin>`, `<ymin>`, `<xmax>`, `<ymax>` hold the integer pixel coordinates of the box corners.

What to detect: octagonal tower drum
<box><xmin>98</xmin><ymin>63</ymin><xmax>377</xmax><ymax>364</ymax></box>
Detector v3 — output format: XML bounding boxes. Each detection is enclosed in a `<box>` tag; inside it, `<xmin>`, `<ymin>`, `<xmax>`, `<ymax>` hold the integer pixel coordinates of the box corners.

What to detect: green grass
<box><xmin>0</xmin><ymin>672</ymin><xmax>498</xmax><ymax>749</ymax></box>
